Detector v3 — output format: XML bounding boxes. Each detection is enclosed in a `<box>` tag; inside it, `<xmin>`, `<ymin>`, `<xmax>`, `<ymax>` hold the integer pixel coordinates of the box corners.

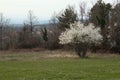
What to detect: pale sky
<box><xmin>0</xmin><ymin>0</ymin><xmax>115</xmax><ymax>24</ymax></box>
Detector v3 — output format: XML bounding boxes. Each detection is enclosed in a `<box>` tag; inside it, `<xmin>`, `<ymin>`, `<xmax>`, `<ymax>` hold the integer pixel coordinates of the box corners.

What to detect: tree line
<box><xmin>0</xmin><ymin>0</ymin><xmax>120</xmax><ymax>54</ymax></box>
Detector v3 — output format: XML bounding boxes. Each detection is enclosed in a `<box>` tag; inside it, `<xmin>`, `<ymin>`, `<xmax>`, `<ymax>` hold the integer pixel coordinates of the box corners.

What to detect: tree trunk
<box><xmin>81</xmin><ymin>49</ymin><xmax>87</xmax><ymax>58</ymax></box>
<box><xmin>75</xmin><ymin>44</ymin><xmax>87</xmax><ymax>58</ymax></box>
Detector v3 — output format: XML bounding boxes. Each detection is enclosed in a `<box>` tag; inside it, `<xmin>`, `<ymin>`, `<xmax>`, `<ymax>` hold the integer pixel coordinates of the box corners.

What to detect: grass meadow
<box><xmin>0</xmin><ymin>50</ymin><xmax>120</xmax><ymax>80</ymax></box>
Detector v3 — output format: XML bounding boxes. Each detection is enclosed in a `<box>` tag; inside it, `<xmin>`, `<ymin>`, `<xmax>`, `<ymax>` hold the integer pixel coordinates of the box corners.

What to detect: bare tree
<box><xmin>0</xmin><ymin>13</ymin><xmax>9</xmax><ymax>50</ymax></box>
<box><xmin>79</xmin><ymin>2</ymin><xmax>87</xmax><ymax>22</ymax></box>
<box><xmin>18</xmin><ymin>10</ymin><xmax>39</xmax><ymax>48</ymax></box>
<box><xmin>25</xmin><ymin>10</ymin><xmax>38</xmax><ymax>35</ymax></box>
<box><xmin>49</xmin><ymin>12</ymin><xmax>58</xmax><ymax>24</ymax></box>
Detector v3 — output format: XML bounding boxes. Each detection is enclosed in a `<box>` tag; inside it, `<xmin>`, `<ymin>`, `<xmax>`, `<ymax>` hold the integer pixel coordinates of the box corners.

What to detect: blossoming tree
<box><xmin>59</xmin><ymin>21</ymin><xmax>103</xmax><ymax>58</ymax></box>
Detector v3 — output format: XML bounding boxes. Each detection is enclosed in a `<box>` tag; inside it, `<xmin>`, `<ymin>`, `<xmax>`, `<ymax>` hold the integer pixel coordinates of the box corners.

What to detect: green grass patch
<box><xmin>0</xmin><ymin>51</ymin><xmax>120</xmax><ymax>80</ymax></box>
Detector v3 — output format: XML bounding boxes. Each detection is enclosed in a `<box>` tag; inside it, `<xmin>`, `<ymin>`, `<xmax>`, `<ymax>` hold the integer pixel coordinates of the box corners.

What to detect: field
<box><xmin>0</xmin><ymin>50</ymin><xmax>120</xmax><ymax>80</ymax></box>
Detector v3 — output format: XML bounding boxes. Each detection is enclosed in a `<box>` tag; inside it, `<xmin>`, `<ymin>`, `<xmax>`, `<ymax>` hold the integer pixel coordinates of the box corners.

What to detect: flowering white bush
<box><xmin>59</xmin><ymin>21</ymin><xmax>103</xmax><ymax>58</ymax></box>
<box><xmin>59</xmin><ymin>21</ymin><xmax>103</xmax><ymax>45</ymax></box>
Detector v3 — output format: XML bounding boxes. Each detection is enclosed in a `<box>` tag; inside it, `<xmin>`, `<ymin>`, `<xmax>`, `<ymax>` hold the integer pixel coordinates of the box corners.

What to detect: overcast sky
<box><xmin>0</xmin><ymin>0</ymin><xmax>115</xmax><ymax>24</ymax></box>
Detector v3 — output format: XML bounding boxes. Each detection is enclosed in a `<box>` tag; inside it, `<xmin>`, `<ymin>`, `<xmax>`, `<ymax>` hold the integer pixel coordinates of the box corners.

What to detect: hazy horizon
<box><xmin>0</xmin><ymin>0</ymin><xmax>115</xmax><ymax>24</ymax></box>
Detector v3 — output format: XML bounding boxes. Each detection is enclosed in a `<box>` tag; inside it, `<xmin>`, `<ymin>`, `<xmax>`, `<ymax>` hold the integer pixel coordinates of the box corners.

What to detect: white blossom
<box><xmin>59</xmin><ymin>21</ymin><xmax>103</xmax><ymax>45</ymax></box>
<box><xmin>114</xmin><ymin>23</ymin><xmax>117</xmax><ymax>26</ymax></box>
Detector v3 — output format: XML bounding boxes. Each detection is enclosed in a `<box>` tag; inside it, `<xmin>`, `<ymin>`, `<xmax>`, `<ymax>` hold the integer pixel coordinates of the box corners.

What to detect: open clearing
<box><xmin>0</xmin><ymin>50</ymin><xmax>120</xmax><ymax>80</ymax></box>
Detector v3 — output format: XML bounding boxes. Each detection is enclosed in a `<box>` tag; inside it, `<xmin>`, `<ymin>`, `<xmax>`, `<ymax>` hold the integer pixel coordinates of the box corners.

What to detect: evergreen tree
<box><xmin>57</xmin><ymin>6</ymin><xmax>78</xmax><ymax>31</ymax></box>
<box><xmin>110</xmin><ymin>3</ymin><xmax>120</xmax><ymax>53</ymax></box>
<box><xmin>90</xmin><ymin>0</ymin><xmax>112</xmax><ymax>29</ymax></box>
<box><xmin>89</xmin><ymin>0</ymin><xmax>112</xmax><ymax>49</ymax></box>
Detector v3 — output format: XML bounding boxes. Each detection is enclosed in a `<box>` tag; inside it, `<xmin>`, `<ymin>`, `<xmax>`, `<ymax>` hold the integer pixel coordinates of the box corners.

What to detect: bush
<box><xmin>59</xmin><ymin>21</ymin><xmax>103</xmax><ymax>58</ymax></box>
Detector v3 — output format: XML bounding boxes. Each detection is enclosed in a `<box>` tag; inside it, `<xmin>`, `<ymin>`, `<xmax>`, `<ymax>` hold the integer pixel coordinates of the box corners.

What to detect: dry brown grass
<box><xmin>0</xmin><ymin>50</ymin><xmax>79</xmax><ymax>61</ymax></box>
<box><xmin>0</xmin><ymin>49</ymin><xmax>120</xmax><ymax>61</ymax></box>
